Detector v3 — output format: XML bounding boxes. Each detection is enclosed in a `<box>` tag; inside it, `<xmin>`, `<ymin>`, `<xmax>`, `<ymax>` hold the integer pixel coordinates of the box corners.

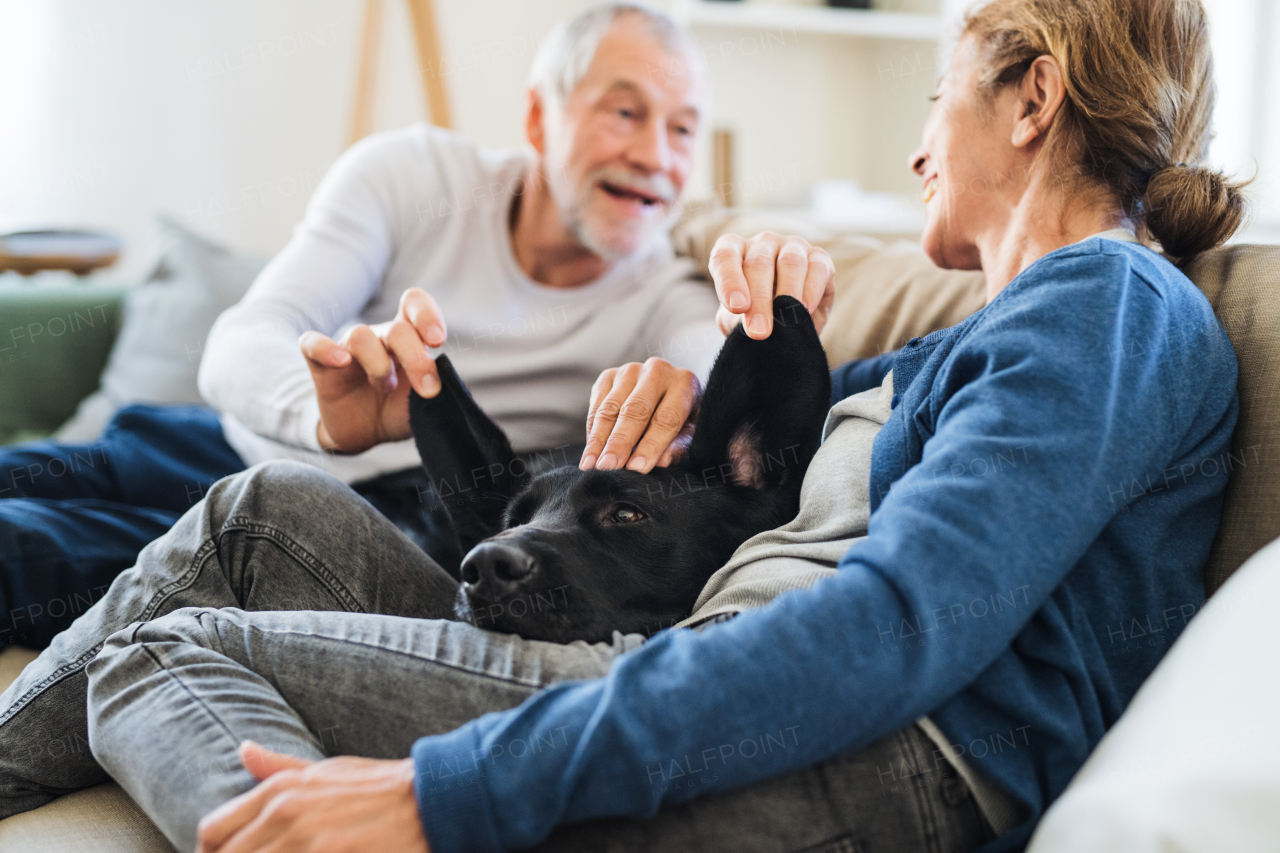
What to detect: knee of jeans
<box><xmin>98</xmin><ymin>606</ymin><xmax>226</xmax><ymax>659</ymax></box>
<box><xmin>207</xmin><ymin>460</ymin><xmax>351</xmax><ymax>521</ymax></box>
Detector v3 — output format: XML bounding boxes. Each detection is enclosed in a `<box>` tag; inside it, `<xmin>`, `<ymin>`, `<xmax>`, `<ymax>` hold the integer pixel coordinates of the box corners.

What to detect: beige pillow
<box><xmin>669</xmin><ymin>204</ymin><xmax>986</xmax><ymax>366</ymax></box>
<box><xmin>818</xmin><ymin>242</ymin><xmax>985</xmax><ymax>366</ymax></box>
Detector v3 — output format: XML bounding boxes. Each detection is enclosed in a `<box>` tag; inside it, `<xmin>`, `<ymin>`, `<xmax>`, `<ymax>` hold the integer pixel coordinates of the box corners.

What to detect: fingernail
<box><xmin>333</xmin><ymin>350</ymin><xmax>351</xmax><ymax>366</ymax></box>
<box><xmin>747</xmin><ymin>315</ymin><xmax>768</xmax><ymax>337</ymax></box>
<box><xmin>579</xmin><ymin>454</ymin><xmax>597</xmax><ymax>470</ymax></box>
<box><xmin>626</xmin><ymin>456</ymin><xmax>646</xmax><ymax>471</ymax></box>
<box><xmin>728</xmin><ymin>292</ymin><xmax>749</xmax><ymax>310</ymax></box>
<box><xmin>598</xmin><ymin>453</ymin><xmax>618</xmax><ymax>470</ymax></box>
<box><xmin>420</xmin><ymin>375</ymin><xmax>440</xmax><ymax>397</ymax></box>
<box><xmin>426</xmin><ymin>325</ymin><xmax>444</xmax><ymax>347</ymax></box>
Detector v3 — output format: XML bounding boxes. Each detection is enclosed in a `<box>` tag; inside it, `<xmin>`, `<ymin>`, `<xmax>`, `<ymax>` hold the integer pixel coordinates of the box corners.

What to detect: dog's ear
<box><xmin>409</xmin><ymin>355</ymin><xmax>529</xmax><ymax>555</ymax></box>
<box><xmin>683</xmin><ymin>295</ymin><xmax>831</xmax><ymax>494</ymax></box>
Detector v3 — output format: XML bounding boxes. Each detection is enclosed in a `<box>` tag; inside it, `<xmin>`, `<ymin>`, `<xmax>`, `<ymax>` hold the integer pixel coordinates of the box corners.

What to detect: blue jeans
<box><xmin>0</xmin><ymin>405</ymin><xmax>475</xmax><ymax>650</ymax></box>
<box><xmin>0</xmin><ymin>462</ymin><xmax>992</xmax><ymax>853</ymax></box>
<box><xmin>0</xmin><ymin>405</ymin><xmax>243</xmax><ymax>650</ymax></box>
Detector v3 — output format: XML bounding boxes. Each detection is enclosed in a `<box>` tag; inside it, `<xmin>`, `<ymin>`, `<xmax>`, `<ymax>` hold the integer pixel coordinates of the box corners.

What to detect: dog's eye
<box><xmin>608</xmin><ymin>506</ymin><xmax>646</xmax><ymax>524</ymax></box>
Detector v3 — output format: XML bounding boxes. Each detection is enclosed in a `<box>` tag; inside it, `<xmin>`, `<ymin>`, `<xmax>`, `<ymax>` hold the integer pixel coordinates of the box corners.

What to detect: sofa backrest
<box><xmin>1180</xmin><ymin>245</ymin><xmax>1280</xmax><ymax>593</ymax></box>
<box><xmin>671</xmin><ymin>206</ymin><xmax>1280</xmax><ymax>596</ymax></box>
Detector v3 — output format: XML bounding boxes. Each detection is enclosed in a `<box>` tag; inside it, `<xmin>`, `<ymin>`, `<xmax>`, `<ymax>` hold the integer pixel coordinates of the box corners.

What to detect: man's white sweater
<box><xmin>199</xmin><ymin>123</ymin><xmax>722</xmax><ymax>483</ymax></box>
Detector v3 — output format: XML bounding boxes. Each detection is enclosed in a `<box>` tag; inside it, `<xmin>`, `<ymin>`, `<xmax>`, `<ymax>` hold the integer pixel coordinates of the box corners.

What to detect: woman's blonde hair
<box><xmin>963</xmin><ymin>0</ymin><xmax>1248</xmax><ymax>259</ymax></box>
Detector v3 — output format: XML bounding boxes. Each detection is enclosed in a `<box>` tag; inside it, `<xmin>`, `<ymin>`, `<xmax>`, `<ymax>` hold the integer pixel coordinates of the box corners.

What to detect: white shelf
<box><xmin>681</xmin><ymin>1</ymin><xmax>942</xmax><ymax>42</ymax></box>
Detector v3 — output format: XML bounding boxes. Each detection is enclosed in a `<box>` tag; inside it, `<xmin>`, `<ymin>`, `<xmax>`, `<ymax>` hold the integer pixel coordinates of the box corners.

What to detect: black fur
<box><xmin>409</xmin><ymin>295</ymin><xmax>830</xmax><ymax>643</ymax></box>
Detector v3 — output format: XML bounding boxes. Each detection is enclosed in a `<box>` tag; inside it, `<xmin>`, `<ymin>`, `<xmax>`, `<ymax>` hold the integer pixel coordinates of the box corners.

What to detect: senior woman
<box><xmin>0</xmin><ymin>0</ymin><xmax>1246</xmax><ymax>851</ymax></box>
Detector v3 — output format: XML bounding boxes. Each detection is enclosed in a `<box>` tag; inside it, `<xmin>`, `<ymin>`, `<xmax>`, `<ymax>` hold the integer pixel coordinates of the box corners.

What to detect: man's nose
<box><xmin>461</xmin><ymin>541</ymin><xmax>538</xmax><ymax>599</ymax></box>
<box><xmin>626</xmin><ymin>118</ymin><xmax>671</xmax><ymax>175</ymax></box>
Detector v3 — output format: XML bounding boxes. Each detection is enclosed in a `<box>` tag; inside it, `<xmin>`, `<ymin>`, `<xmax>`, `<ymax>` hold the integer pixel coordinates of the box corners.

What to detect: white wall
<box><xmin>0</xmin><ymin>0</ymin><xmax>1274</xmax><ymax>286</ymax></box>
<box><xmin>0</xmin><ymin>0</ymin><xmax>949</xmax><ymax>282</ymax></box>
<box><xmin>0</xmin><ymin>0</ymin><xmax>599</xmax><ymax>281</ymax></box>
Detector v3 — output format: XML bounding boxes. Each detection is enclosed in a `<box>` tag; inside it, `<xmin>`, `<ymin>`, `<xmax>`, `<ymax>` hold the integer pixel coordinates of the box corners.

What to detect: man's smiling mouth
<box><xmin>599</xmin><ymin>181</ymin><xmax>663</xmax><ymax>207</ymax></box>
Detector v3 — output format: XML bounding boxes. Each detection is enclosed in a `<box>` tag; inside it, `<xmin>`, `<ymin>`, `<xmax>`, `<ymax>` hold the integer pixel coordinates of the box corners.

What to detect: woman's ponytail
<box><xmin>1143</xmin><ymin>163</ymin><xmax>1248</xmax><ymax>260</ymax></box>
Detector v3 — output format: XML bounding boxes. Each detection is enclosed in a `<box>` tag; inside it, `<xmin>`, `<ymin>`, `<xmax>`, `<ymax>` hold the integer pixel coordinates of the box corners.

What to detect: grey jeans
<box><xmin>0</xmin><ymin>461</ymin><xmax>993</xmax><ymax>853</ymax></box>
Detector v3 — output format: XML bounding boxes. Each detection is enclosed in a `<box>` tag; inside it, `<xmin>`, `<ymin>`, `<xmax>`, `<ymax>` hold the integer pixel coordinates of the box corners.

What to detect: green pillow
<box><xmin>0</xmin><ymin>286</ymin><xmax>126</xmax><ymax>444</ymax></box>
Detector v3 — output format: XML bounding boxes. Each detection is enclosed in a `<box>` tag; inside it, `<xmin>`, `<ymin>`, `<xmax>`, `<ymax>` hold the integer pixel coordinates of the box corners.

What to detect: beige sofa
<box><xmin>1</xmin><ymin>213</ymin><xmax>1277</xmax><ymax>851</ymax></box>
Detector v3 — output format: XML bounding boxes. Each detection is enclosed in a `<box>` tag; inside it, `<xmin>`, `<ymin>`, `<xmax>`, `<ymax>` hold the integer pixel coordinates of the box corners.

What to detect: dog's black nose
<box><xmin>461</xmin><ymin>541</ymin><xmax>537</xmax><ymax>597</ymax></box>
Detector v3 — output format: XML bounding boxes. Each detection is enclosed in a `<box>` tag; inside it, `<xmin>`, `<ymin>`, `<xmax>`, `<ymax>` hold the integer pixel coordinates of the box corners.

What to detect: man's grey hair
<box><xmin>528</xmin><ymin>3</ymin><xmax>705</xmax><ymax>110</ymax></box>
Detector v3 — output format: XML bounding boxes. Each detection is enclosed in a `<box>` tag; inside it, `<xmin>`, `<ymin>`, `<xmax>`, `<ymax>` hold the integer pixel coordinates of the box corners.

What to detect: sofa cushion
<box><xmin>1178</xmin><ymin>246</ymin><xmax>1280</xmax><ymax>593</ymax></box>
<box><xmin>0</xmin><ymin>783</ymin><xmax>177</xmax><ymax>853</ymax></box>
<box><xmin>1026</xmin><ymin>533</ymin><xmax>1280</xmax><ymax>852</ymax></box>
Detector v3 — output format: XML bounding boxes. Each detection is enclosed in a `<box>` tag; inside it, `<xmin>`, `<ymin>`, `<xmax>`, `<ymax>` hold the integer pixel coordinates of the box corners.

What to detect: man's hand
<box><xmin>577</xmin><ymin>231</ymin><xmax>834</xmax><ymax>472</ymax></box>
<box><xmin>710</xmin><ymin>231</ymin><xmax>835</xmax><ymax>339</ymax></box>
<box><xmin>301</xmin><ymin>288</ymin><xmax>447</xmax><ymax>454</ymax></box>
<box><xmin>579</xmin><ymin>358</ymin><xmax>700</xmax><ymax>473</ymax></box>
<box><xmin>197</xmin><ymin>741</ymin><xmax>430</xmax><ymax>853</ymax></box>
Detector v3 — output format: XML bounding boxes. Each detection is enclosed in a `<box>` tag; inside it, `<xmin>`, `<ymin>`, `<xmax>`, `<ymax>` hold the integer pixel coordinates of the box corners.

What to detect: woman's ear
<box><xmin>1011</xmin><ymin>55</ymin><xmax>1067</xmax><ymax>150</ymax></box>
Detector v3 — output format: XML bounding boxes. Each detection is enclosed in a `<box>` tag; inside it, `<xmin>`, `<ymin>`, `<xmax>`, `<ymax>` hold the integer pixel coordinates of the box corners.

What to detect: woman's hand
<box><xmin>710</xmin><ymin>231</ymin><xmax>835</xmax><ymax>339</ymax></box>
<box><xmin>301</xmin><ymin>288</ymin><xmax>447</xmax><ymax>454</ymax></box>
<box><xmin>579</xmin><ymin>358</ymin><xmax>701</xmax><ymax>474</ymax></box>
<box><xmin>197</xmin><ymin>742</ymin><xmax>430</xmax><ymax>853</ymax></box>
<box><xmin>578</xmin><ymin>231</ymin><xmax>835</xmax><ymax>472</ymax></box>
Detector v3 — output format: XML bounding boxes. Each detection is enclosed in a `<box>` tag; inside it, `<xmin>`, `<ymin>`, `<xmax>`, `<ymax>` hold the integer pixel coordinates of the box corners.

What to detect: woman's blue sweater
<box><xmin>411</xmin><ymin>237</ymin><xmax>1239</xmax><ymax>853</ymax></box>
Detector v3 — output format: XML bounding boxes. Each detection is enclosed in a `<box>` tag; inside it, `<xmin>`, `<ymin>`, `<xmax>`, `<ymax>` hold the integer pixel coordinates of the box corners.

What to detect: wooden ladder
<box><xmin>348</xmin><ymin>0</ymin><xmax>453</xmax><ymax>145</ymax></box>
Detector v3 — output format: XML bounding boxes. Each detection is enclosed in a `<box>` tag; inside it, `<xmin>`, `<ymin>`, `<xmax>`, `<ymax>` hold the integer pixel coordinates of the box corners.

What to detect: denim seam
<box><xmin>138</xmin><ymin>539</ymin><xmax>221</xmax><ymax>622</ymax></box>
<box><xmin>220</xmin><ymin>517</ymin><xmax>364</xmax><ymax>614</ymax></box>
<box><xmin>0</xmin><ymin>645</ymin><xmax>101</xmax><ymax>727</ymax></box>
<box><xmin>222</xmin><ymin>626</ymin><xmax>553</xmax><ymax>690</ymax></box>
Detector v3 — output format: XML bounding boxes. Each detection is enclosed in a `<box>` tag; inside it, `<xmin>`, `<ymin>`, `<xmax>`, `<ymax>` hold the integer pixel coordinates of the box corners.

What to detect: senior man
<box><xmin>0</xmin><ymin>2</ymin><xmax>729</xmax><ymax>649</ymax></box>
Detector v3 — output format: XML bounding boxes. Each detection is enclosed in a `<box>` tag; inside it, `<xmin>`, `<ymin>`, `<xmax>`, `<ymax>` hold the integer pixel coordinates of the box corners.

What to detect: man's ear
<box><xmin>1012</xmin><ymin>54</ymin><xmax>1067</xmax><ymax>150</ymax></box>
<box><xmin>684</xmin><ymin>296</ymin><xmax>830</xmax><ymax>494</ymax></box>
<box><xmin>409</xmin><ymin>356</ymin><xmax>528</xmax><ymax>554</ymax></box>
<box><xmin>524</xmin><ymin>87</ymin><xmax>546</xmax><ymax>154</ymax></box>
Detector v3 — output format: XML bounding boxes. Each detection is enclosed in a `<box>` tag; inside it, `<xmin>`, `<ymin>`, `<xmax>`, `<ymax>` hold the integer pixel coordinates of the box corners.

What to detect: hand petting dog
<box><xmin>197</xmin><ymin>741</ymin><xmax>430</xmax><ymax>853</ymax></box>
<box><xmin>581</xmin><ymin>231</ymin><xmax>835</xmax><ymax>473</ymax></box>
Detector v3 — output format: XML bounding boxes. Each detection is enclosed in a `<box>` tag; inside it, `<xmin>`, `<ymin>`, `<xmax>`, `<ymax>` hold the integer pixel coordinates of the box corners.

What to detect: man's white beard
<box><xmin>547</xmin><ymin>163</ymin><xmax>677</xmax><ymax>263</ymax></box>
<box><xmin>566</xmin><ymin>206</ymin><xmax>631</xmax><ymax>263</ymax></box>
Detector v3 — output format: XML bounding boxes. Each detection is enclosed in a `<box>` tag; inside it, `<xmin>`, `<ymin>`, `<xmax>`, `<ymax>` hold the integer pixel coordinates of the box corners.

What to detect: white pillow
<box><xmin>1027</xmin><ymin>535</ymin><xmax>1280</xmax><ymax>853</ymax></box>
<box><xmin>56</xmin><ymin>215</ymin><xmax>265</xmax><ymax>441</ymax></box>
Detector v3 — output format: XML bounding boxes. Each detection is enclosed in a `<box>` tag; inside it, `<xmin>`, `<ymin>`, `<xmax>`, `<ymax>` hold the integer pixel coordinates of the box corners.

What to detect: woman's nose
<box><xmin>908</xmin><ymin>147</ymin><xmax>928</xmax><ymax>176</ymax></box>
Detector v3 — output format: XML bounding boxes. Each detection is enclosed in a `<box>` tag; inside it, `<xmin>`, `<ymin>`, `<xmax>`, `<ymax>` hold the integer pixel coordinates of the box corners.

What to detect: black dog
<box><xmin>408</xmin><ymin>295</ymin><xmax>830</xmax><ymax>644</ymax></box>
